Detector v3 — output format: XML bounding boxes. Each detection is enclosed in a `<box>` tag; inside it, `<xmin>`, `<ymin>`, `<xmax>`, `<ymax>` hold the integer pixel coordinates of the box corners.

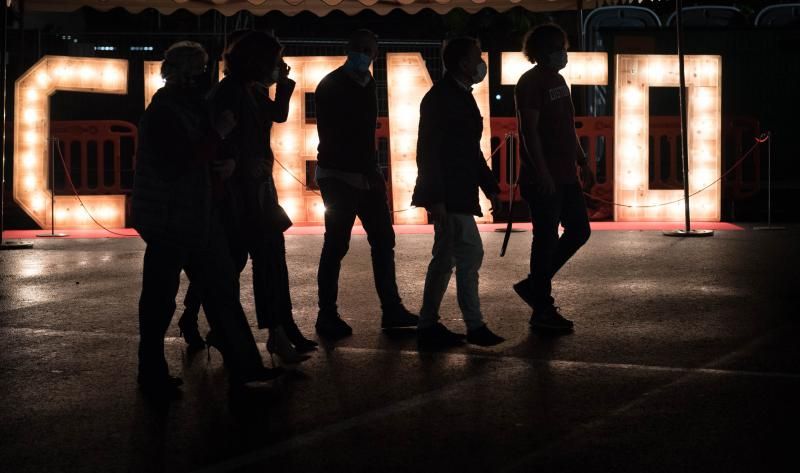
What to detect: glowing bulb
<box><xmin>31</xmin><ymin>194</ymin><xmax>46</xmax><ymax>212</ymax></box>
<box><xmin>25</xmin><ymin>89</ymin><xmax>39</xmax><ymax>101</ymax></box>
<box><xmin>102</xmin><ymin>67</ymin><xmax>121</xmax><ymax>84</ymax></box>
<box><xmin>55</xmin><ymin>208</ymin><xmax>68</xmax><ymax>222</ymax></box>
<box><xmin>623</xmin><ymin>170</ymin><xmax>641</xmax><ymax>189</ymax></box>
<box><xmin>646</xmin><ymin>61</ymin><xmax>665</xmax><ymax>82</ymax></box>
<box><xmin>397</xmin><ymin>105</ymin><xmax>417</xmax><ymax>124</ymax></box>
<box><xmin>590</xmin><ymin>60</ymin><xmax>605</xmax><ymax>79</ymax></box>
<box><xmin>97</xmin><ymin>207</ymin><xmax>116</xmax><ymax>220</ymax></box>
<box><xmin>305</xmin><ymin>131</ymin><xmax>320</xmax><ymax>154</ymax></box>
<box><xmin>694</xmin><ymin>88</ymin><xmax>714</xmax><ymax>110</ymax></box>
<box><xmin>622</xmin><ymin>87</ymin><xmax>642</xmax><ymax>107</ymax></box>
<box><xmin>23</xmin><ymin>175</ymin><xmax>37</xmax><ymax>190</ymax></box>
<box><xmin>279</xmin><ymin>133</ymin><xmax>298</xmax><ymax>152</ymax></box>
<box><xmin>36</xmin><ymin>71</ymin><xmax>50</xmax><ymax>86</ymax></box>
<box><xmin>80</xmin><ymin>66</ymin><xmax>94</xmax><ymax>80</ymax></box>
<box><xmin>692</xmin><ymin>168</ymin><xmax>714</xmax><ymax>189</ymax></box>
<box><xmin>397</xmin><ymin>133</ymin><xmax>415</xmax><ymax>155</ymax></box>
<box><xmin>24</xmin><ymin>131</ymin><xmax>38</xmax><ymax>145</ymax></box>
<box><xmin>23</xmin><ymin>109</ymin><xmax>38</xmax><ymax>124</ymax></box>
<box><xmin>21</xmin><ymin>153</ymin><xmax>36</xmax><ymax>169</ymax></box>
<box><xmin>54</xmin><ymin>64</ymin><xmax>73</xmax><ymax>79</ymax></box>
<box><xmin>570</xmin><ymin>60</ymin><xmax>586</xmax><ymax>80</ymax></box>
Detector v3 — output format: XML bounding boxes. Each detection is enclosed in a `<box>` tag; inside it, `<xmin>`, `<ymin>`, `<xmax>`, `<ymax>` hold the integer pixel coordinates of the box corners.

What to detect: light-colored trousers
<box><xmin>418</xmin><ymin>213</ymin><xmax>485</xmax><ymax>330</ymax></box>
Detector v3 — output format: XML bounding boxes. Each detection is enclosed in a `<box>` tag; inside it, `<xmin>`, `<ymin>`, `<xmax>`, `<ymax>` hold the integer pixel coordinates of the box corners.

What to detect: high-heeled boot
<box><xmin>283</xmin><ymin>319</ymin><xmax>318</xmax><ymax>353</ymax></box>
<box><xmin>266</xmin><ymin>326</ymin><xmax>311</xmax><ymax>368</ymax></box>
<box><xmin>178</xmin><ymin>313</ymin><xmax>205</xmax><ymax>351</ymax></box>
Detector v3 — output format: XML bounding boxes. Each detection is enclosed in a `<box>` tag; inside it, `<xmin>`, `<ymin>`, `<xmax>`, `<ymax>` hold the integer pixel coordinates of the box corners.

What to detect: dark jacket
<box><xmin>411</xmin><ymin>74</ymin><xmax>500</xmax><ymax>217</ymax></box>
<box><xmin>315</xmin><ymin>66</ymin><xmax>380</xmax><ymax>176</ymax></box>
<box><xmin>207</xmin><ymin>76</ymin><xmax>295</xmax><ymax>234</ymax></box>
<box><xmin>132</xmin><ymin>85</ymin><xmax>219</xmax><ymax>249</ymax></box>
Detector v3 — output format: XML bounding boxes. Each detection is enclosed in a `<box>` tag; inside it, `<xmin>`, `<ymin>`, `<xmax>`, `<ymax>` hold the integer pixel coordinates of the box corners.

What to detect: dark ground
<box><xmin>1</xmin><ymin>227</ymin><xmax>799</xmax><ymax>473</ymax></box>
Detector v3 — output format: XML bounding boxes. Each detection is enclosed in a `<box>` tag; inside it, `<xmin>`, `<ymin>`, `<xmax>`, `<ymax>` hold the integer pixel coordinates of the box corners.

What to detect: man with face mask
<box><xmin>411</xmin><ymin>37</ymin><xmax>503</xmax><ymax>347</ymax></box>
<box><xmin>514</xmin><ymin>24</ymin><xmax>595</xmax><ymax>333</ymax></box>
<box><xmin>314</xmin><ymin>29</ymin><xmax>418</xmax><ymax>340</ymax></box>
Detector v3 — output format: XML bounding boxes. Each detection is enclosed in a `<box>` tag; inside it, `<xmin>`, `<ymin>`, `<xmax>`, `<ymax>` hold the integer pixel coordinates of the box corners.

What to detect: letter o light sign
<box><xmin>615</xmin><ymin>54</ymin><xmax>722</xmax><ymax>222</ymax></box>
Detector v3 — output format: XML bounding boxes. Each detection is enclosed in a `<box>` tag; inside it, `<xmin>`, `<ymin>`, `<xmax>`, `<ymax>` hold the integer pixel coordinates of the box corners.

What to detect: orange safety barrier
<box><xmin>50</xmin><ymin>120</ymin><xmax>137</xmax><ymax>196</ymax></box>
<box><xmin>488</xmin><ymin>116</ymin><xmax>760</xmax><ymax>211</ymax></box>
<box><xmin>43</xmin><ymin>116</ymin><xmax>759</xmax><ymax>222</ymax></box>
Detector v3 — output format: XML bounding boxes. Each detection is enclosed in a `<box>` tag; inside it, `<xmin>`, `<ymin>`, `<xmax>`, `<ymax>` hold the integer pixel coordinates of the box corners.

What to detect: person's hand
<box><xmin>212</xmin><ymin>158</ymin><xmax>236</xmax><ymax>180</ymax></box>
<box><xmin>215</xmin><ymin>110</ymin><xmax>237</xmax><ymax>139</ymax></box>
<box><xmin>427</xmin><ymin>203</ymin><xmax>447</xmax><ymax>225</ymax></box>
<box><xmin>488</xmin><ymin>193</ymin><xmax>501</xmax><ymax>214</ymax></box>
<box><xmin>278</xmin><ymin>59</ymin><xmax>291</xmax><ymax>84</ymax></box>
<box><xmin>579</xmin><ymin>163</ymin><xmax>596</xmax><ymax>191</ymax></box>
<box><xmin>533</xmin><ymin>172</ymin><xmax>555</xmax><ymax>195</ymax></box>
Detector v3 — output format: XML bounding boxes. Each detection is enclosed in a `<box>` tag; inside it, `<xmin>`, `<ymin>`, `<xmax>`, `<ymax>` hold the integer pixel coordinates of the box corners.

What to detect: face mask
<box><xmin>189</xmin><ymin>72</ymin><xmax>211</xmax><ymax>92</ymax></box>
<box><xmin>471</xmin><ymin>60</ymin><xmax>487</xmax><ymax>84</ymax></box>
<box><xmin>346</xmin><ymin>52</ymin><xmax>372</xmax><ymax>73</ymax></box>
<box><xmin>548</xmin><ymin>50</ymin><xmax>568</xmax><ymax>70</ymax></box>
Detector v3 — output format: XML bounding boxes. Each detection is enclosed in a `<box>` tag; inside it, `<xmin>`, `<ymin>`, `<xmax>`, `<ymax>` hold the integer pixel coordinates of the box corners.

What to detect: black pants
<box><xmin>183</xmin><ymin>229</ymin><xmax>293</xmax><ymax>331</ymax></box>
<box><xmin>248</xmin><ymin>230</ymin><xmax>293</xmax><ymax>330</ymax></box>
<box><xmin>317</xmin><ymin>177</ymin><xmax>402</xmax><ymax>315</ymax></box>
<box><xmin>138</xmin><ymin>211</ymin><xmax>264</xmax><ymax>384</ymax></box>
<box><xmin>521</xmin><ymin>182</ymin><xmax>591</xmax><ymax>311</ymax></box>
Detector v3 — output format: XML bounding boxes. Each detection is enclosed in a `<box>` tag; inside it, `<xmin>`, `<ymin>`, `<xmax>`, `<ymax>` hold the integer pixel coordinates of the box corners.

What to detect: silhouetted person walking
<box><xmin>133</xmin><ymin>41</ymin><xmax>282</xmax><ymax>399</ymax></box>
<box><xmin>314</xmin><ymin>29</ymin><xmax>418</xmax><ymax>339</ymax></box>
<box><xmin>513</xmin><ymin>24</ymin><xmax>595</xmax><ymax>332</ymax></box>
<box><xmin>412</xmin><ymin>37</ymin><xmax>504</xmax><ymax>348</ymax></box>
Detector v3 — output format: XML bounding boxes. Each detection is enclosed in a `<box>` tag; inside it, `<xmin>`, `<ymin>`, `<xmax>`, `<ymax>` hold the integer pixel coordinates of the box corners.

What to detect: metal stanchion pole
<box><xmin>754</xmin><ymin>132</ymin><xmax>785</xmax><ymax>231</ymax></box>
<box><xmin>36</xmin><ymin>137</ymin><xmax>67</xmax><ymax>238</ymax></box>
<box><xmin>664</xmin><ymin>0</ymin><xmax>713</xmax><ymax>237</ymax></box>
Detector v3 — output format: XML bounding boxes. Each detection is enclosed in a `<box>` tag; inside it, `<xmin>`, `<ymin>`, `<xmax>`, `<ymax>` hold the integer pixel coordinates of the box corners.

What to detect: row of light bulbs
<box><xmin>14</xmin><ymin>53</ymin><xmax>722</xmax><ymax>228</ymax></box>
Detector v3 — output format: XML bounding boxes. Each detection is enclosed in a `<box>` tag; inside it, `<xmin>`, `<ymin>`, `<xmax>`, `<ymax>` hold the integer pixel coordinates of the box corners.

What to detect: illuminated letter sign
<box><xmin>614</xmin><ymin>54</ymin><xmax>721</xmax><ymax>221</ymax></box>
<box><xmin>14</xmin><ymin>56</ymin><xmax>128</xmax><ymax>229</ymax></box>
<box><xmin>386</xmin><ymin>52</ymin><xmax>494</xmax><ymax>224</ymax></box>
<box><xmin>501</xmin><ymin>52</ymin><xmax>609</xmax><ymax>88</ymax></box>
<box><xmin>270</xmin><ymin>56</ymin><xmax>344</xmax><ymax>223</ymax></box>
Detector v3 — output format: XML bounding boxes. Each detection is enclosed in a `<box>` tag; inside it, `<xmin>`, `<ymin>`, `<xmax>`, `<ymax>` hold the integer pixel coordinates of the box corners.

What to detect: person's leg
<box><xmin>138</xmin><ymin>241</ymin><xmax>184</xmax><ymax>382</ymax></box>
<box><xmin>549</xmin><ymin>182</ymin><xmax>591</xmax><ymax>278</ymax></box>
<box><xmin>177</xmin><ymin>279</ymin><xmax>205</xmax><ymax>349</ymax></box>
<box><xmin>418</xmin><ymin>216</ymin><xmax>456</xmax><ymax>329</ymax></box>
<box><xmin>450</xmin><ymin>214</ymin><xmax>485</xmax><ymax>331</ymax></box>
<box><xmin>522</xmin><ymin>185</ymin><xmax>564</xmax><ymax>311</ymax></box>
<box><xmin>317</xmin><ymin>178</ymin><xmax>358</xmax><ymax>316</ymax></box>
<box><xmin>249</xmin><ymin>232</ymin><xmax>277</xmax><ymax>331</ymax></box>
<box><xmin>356</xmin><ymin>185</ymin><xmax>403</xmax><ymax>312</ymax></box>
<box><xmin>179</xmin><ymin>280</ymin><xmax>202</xmax><ymax>325</ymax></box>
<box><xmin>186</xmin><ymin>211</ymin><xmax>277</xmax><ymax>384</ymax></box>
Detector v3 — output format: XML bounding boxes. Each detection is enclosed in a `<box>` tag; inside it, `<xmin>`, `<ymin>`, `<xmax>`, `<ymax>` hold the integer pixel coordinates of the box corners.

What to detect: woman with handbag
<box><xmin>204</xmin><ymin>30</ymin><xmax>317</xmax><ymax>366</ymax></box>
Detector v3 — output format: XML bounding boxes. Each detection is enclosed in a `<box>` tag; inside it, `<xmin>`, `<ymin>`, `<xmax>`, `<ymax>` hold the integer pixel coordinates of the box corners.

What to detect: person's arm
<box><xmin>477</xmin><ymin>147</ymin><xmax>501</xmax><ymax>210</ymax></box>
<box><xmin>255</xmin><ymin>64</ymin><xmax>296</xmax><ymax>124</ymax></box>
<box><xmin>413</xmin><ymin>92</ymin><xmax>447</xmax><ymax>223</ymax></box>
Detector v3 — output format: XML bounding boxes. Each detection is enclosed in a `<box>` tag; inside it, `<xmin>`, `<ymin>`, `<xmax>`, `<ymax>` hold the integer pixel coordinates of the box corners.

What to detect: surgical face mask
<box><xmin>471</xmin><ymin>60</ymin><xmax>487</xmax><ymax>84</ymax></box>
<box><xmin>346</xmin><ymin>51</ymin><xmax>372</xmax><ymax>73</ymax></box>
<box><xmin>548</xmin><ymin>50</ymin><xmax>568</xmax><ymax>70</ymax></box>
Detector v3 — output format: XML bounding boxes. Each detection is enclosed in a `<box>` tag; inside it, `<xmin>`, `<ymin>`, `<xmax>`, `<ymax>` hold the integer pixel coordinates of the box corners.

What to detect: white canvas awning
<box><xmin>20</xmin><ymin>0</ymin><xmax>616</xmax><ymax>17</ymax></box>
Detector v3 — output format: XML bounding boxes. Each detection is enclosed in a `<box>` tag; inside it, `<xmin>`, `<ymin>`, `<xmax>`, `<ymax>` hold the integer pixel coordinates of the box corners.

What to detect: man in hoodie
<box><xmin>412</xmin><ymin>37</ymin><xmax>504</xmax><ymax>348</ymax></box>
